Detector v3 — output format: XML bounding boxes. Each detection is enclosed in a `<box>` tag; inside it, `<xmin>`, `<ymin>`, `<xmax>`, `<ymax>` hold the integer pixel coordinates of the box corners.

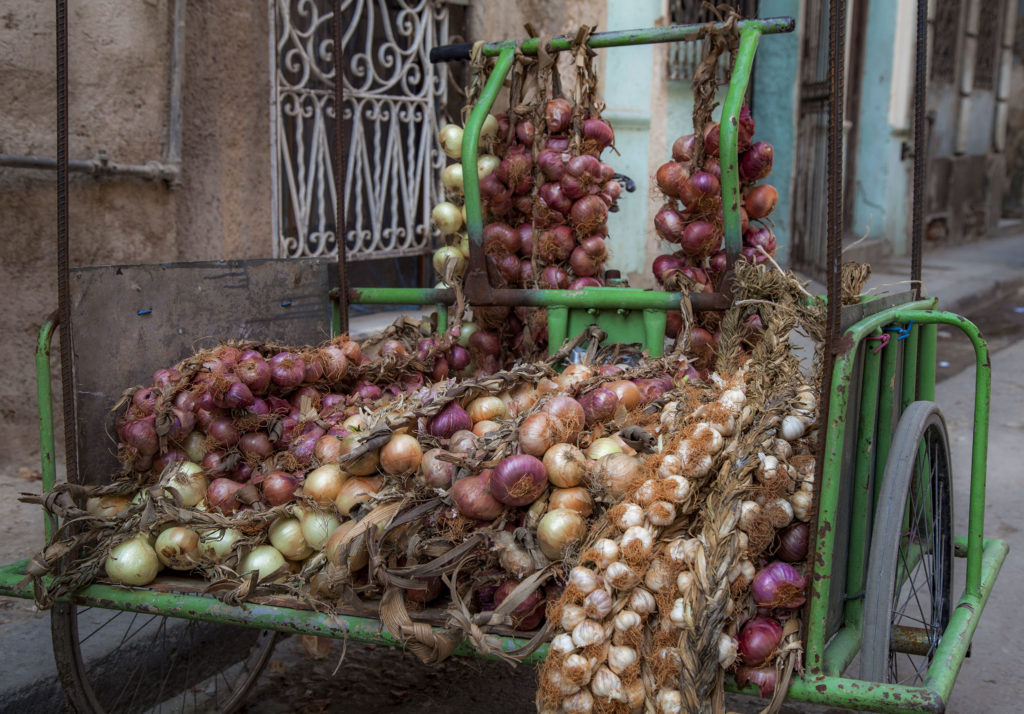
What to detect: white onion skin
<box><xmin>154</xmin><ymin>527</ymin><xmax>200</xmax><ymax>570</ymax></box>
<box><xmin>303</xmin><ymin>464</ymin><xmax>347</xmax><ymax>504</ymax></box>
<box><xmin>269</xmin><ymin>517</ymin><xmax>313</xmax><ymax>560</ymax></box>
<box><xmin>543</xmin><ymin>443</ymin><xmax>587</xmax><ymax>488</ymax></box>
<box><xmin>105</xmin><ymin>535</ymin><xmax>161</xmax><ymax>586</ymax></box>
<box><xmin>238</xmin><ymin>545</ymin><xmax>287</xmax><ymax>581</ymax></box>
<box><xmin>537</xmin><ymin>508</ymin><xmax>586</xmax><ymax>560</ymax></box>
<box><xmin>198</xmin><ymin>527</ymin><xmax>242</xmax><ymax>563</ymax></box>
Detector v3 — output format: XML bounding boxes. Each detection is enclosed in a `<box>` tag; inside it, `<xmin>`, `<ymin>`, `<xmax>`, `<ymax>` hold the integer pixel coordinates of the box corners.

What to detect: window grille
<box><xmin>930</xmin><ymin>0</ymin><xmax>961</xmax><ymax>84</ymax></box>
<box><xmin>667</xmin><ymin>1</ymin><xmax>758</xmax><ymax>82</ymax></box>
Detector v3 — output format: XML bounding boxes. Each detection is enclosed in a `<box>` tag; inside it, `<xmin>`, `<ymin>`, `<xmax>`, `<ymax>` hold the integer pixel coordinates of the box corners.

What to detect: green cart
<box><xmin>0</xmin><ymin>9</ymin><xmax>1007</xmax><ymax>714</ymax></box>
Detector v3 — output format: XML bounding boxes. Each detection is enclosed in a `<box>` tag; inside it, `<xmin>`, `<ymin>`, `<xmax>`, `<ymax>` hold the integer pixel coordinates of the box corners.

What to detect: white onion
<box><xmin>571</xmin><ymin>619</ymin><xmax>606</xmax><ymax>648</ymax></box>
<box><xmin>477</xmin><ymin>153</ymin><xmax>500</xmax><ymax>179</ymax></box>
<box><xmin>238</xmin><ymin>545</ymin><xmax>286</xmax><ymax>581</ymax></box>
<box><xmin>105</xmin><ymin>535</ymin><xmax>161</xmax><ymax>586</ymax></box>
<box><xmin>197</xmin><ymin>527</ymin><xmax>242</xmax><ymax>563</ymax></box>
<box><xmin>537</xmin><ymin>508</ymin><xmax>586</xmax><ymax>561</ymax></box>
<box><xmin>441</xmin><ymin>163</ymin><xmax>464</xmax><ymax>195</ymax></box>
<box><xmin>154</xmin><ymin>526</ymin><xmax>200</xmax><ymax>570</ymax></box>
<box><xmin>438</xmin><ymin>123</ymin><xmax>463</xmax><ymax>158</ymax></box>
<box><xmin>269</xmin><ymin>517</ymin><xmax>312</xmax><ymax>560</ymax></box>
<box><xmin>296</xmin><ymin>508</ymin><xmax>340</xmax><ymax>550</ymax></box>
<box><xmin>480</xmin><ymin>113</ymin><xmax>499</xmax><ymax>140</ymax></box>
<box><xmin>585</xmin><ymin>437</ymin><xmax>623</xmax><ymax>461</ymax></box>
<box><xmin>164</xmin><ymin>461</ymin><xmax>207</xmax><ymax>508</ymax></box>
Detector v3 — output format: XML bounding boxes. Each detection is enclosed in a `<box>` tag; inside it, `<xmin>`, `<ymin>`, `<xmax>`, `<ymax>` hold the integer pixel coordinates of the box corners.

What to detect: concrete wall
<box><xmin>0</xmin><ymin>1</ymin><xmax>272</xmax><ymax>466</ymax></box>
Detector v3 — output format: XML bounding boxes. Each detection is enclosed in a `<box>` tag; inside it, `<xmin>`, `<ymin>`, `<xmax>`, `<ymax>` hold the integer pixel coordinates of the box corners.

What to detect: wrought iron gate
<box><xmin>270</xmin><ymin>0</ymin><xmax>458</xmax><ymax>264</ymax></box>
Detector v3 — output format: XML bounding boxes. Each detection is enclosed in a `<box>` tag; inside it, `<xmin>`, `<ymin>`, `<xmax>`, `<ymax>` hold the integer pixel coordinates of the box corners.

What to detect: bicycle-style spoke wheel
<box><xmin>861</xmin><ymin>401</ymin><xmax>953</xmax><ymax>685</ymax></box>
<box><xmin>52</xmin><ymin>602</ymin><xmax>278</xmax><ymax>713</ymax></box>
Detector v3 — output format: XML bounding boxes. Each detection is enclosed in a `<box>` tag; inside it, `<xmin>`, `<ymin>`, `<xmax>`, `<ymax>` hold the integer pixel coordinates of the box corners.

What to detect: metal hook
<box><xmin>866</xmin><ymin>333</ymin><xmax>890</xmax><ymax>354</ymax></box>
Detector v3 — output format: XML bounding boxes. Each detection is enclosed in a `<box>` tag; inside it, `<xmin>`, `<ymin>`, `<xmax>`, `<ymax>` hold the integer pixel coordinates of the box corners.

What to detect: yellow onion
<box><xmin>86</xmin><ymin>494</ymin><xmax>132</xmax><ymax>518</ymax></box>
<box><xmin>338</xmin><ymin>432</ymin><xmax>379</xmax><ymax>476</ymax></box>
<box><xmin>334</xmin><ymin>477</ymin><xmax>381</xmax><ymax>517</ymax></box>
<box><xmin>468</xmin><ymin>395</ymin><xmax>506</xmax><ymax>423</ymax></box>
<box><xmin>519</xmin><ymin>412</ymin><xmax>562</xmax><ymax>457</ymax></box>
<box><xmin>380</xmin><ymin>433</ymin><xmax>423</xmax><ymax>475</ymax></box>
<box><xmin>324</xmin><ymin>520</ymin><xmax>369</xmax><ymax>571</ymax></box>
<box><xmin>295</xmin><ymin>507</ymin><xmax>341</xmax><ymax>550</ymax></box>
<box><xmin>269</xmin><ymin>517</ymin><xmax>312</xmax><ymax>560</ymax></box>
<box><xmin>238</xmin><ymin>545</ymin><xmax>286</xmax><ymax>581</ymax></box>
<box><xmin>197</xmin><ymin>527</ymin><xmax>242</xmax><ymax>563</ymax></box>
<box><xmin>303</xmin><ymin>464</ymin><xmax>347</xmax><ymax>504</ymax></box>
<box><xmin>549</xmin><ymin>487</ymin><xmax>593</xmax><ymax>517</ymax></box>
<box><xmin>591</xmin><ymin>453</ymin><xmax>642</xmax><ymax>498</ymax></box>
<box><xmin>154</xmin><ymin>527</ymin><xmax>200</xmax><ymax>570</ymax></box>
<box><xmin>164</xmin><ymin>461</ymin><xmax>207</xmax><ymax>508</ymax></box>
<box><xmin>439</xmin><ymin>123</ymin><xmax>463</xmax><ymax>158</ymax></box>
<box><xmin>537</xmin><ymin>508</ymin><xmax>586</xmax><ymax>560</ymax></box>
<box><xmin>543</xmin><ymin>443</ymin><xmax>587</xmax><ymax>488</ymax></box>
<box><xmin>585</xmin><ymin>437</ymin><xmax>622</xmax><ymax>461</ymax></box>
<box><xmin>105</xmin><ymin>535</ymin><xmax>161</xmax><ymax>586</ymax></box>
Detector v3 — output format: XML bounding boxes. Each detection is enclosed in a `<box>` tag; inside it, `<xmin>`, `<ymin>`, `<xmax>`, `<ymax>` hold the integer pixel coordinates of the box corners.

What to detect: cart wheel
<box><xmin>51</xmin><ymin>602</ymin><xmax>279</xmax><ymax>713</ymax></box>
<box><xmin>860</xmin><ymin>401</ymin><xmax>953</xmax><ymax>685</ymax></box>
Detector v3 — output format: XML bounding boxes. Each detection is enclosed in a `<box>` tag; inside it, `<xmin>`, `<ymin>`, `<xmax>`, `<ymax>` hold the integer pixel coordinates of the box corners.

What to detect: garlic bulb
<box><xmin>669</xmin><ymin>598</ymin><xmax>688</xmax><ymax>627</ymax></box>
<box><xmin>737</xmin><ymin>500</ymin><xmax>764</xmax><ymax>532</ymax></box>
<box><xmin>656</xmin><ymin>689</ymin><xmax>682</xmax><ymax>714</ymax></box>
<box><xmin>773</xmin><ymin>437</ymin><xmax>793</xmax><ymax>460</ymax></box>
<box><xmin>718</xmin><ymin>633</ymin><xmax>738</xmax><ymax>667</ymax></box>
<box><xmin>589</xmin><ymin>666</ymin><xmax>626</xmax><ymax>702</ymax></box>
<box><xmin>791</xmin><ymin>489</ymin><xmax>813</xmax><ymax>521</ymax></box>
<box><xmin>546</xmin><ymin>668</ymin><xmax>581</xmax><ymax>696</ymax></box>
<box><xmin>613</xmin><ymin>503</ymin><xmax>645</xmax><ymax>530</ymax></box>
<box><xmin>551</xmin><ymin>632</ymin><xmax>576</xmax><ymax>655</ymax></box>
<box><xmin>645</xmin><ymin>500</ymin><xmax>676</xmax><ymax>526</ymax></box>
<box><xmin>625</xmin><ymin>678</ymin><xmax>645</xmax><ymax>713</ymax></box>
<box><xmin>667</xmin><ymin>537</ymin><xmax>702</xmax><ymax>567</ymax></box>
<box><xmin>643</xmin><ymin>557</ymin><xmax>675</xmax><ymax>593</ymax></box>
<box><xmin>676</xmin><ymin>442</ymin><xmax>713</xmax><ymax>479</ymax></box>
<box><xmin>583</xmin><ymin>588</ymin><xmax>613</xmax><ymax>620</ymax></box>
<box><xmin>627</xmin><ymin>588</ymin><xmax>657</xmax><ymax>616</ymax></box>
<box><xmin>676</xmin><ymin>570</ymin><xmax>695</xmax><ymax>597</ymax></box>
<box><xmin>633</xmin><ymin>479</ymin><xmax>659</xmax><ymax>506</ymax></box>
<box><xmin>781</xmin><ymin>414</ymin><xmax>806</xmax><ymax>441</ymax></box>
<box><xmin>587</xmin><ymin>538</ymin><xmax>619</xmax><ymax>569</ymax></box>
<box><xmin>757</xmin><ymin>453</ymin><xmax>780</xmax><ymax>482</ymax></box>
<box><xmin>562</xmin><ymin>653</ymin><xmax>592</xmax><ymax>684</ymax></box>
<box><xmin>608</xmin><ymin>645</ymin><xmax>638</xmax><ymax>674</ymax></box>
<box><xmin>728</xmin><ymin>558</ymin><xmax>756</xmax><ymax>584</ymax></box>
<box><xmin>657</xmin><ymin>453</ymin><xmax>682</xmax><ymax>479</ymax></box>
<box><xmin>690</xmin><ymin>422</ymin><xmax>725</xmax><ymax>454</ymax></box>
<box><xmin>561</xmin><ymin>604</ymin><xmax>587</xmax><ymax>631</ymax></box>
<box><xmin>572</xmin><ymin>619</ymin><xmax>606</xmax><ymax>648</ymax></box>
<box><xmin>621</xmin><ymin>526</ymin><xmax>655</xmax><ymax>556</ymax></box>
<box><xmin>569</xmin><ymin>566</ymin><xmax>601</xmax><ymax>595</ymax></box>
<box><xmin>765</xmin><ymin>497</ymin><xmax>794</xmax><ymax>528</ymax></box>
<box><xmin>720</xmin><ymin>387</ymin><xmax>746</xmax><ymax>409</ymax></box>
<box><xmin>613</xmin><ymin>609</ymin><xmax>641</xmax><ymax>632</ymax></box>
<box><xmin>605</xmin><ymin>561</ymin><xmax>640</xmax><ymax>590</ymax></box>
<box><xmin>661</xmin><ymin>475</ymin><xmax>692</xmax><ymax>503</ymax></box>
<box><xmin>562</xmin><ymin>688</ymin><xmax>594</xmax><ymax>713</ymax></box>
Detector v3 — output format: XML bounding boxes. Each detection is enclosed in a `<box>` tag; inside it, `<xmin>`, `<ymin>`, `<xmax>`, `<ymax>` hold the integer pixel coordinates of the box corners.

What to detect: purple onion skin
<box><xmin>751</xmin><ymin>561</ymin><xmax>807</xmax><ymax>609</ymax></box>
<box><xmin>490</xmin><ymin>454</ymin><xmax>548</xmax><ymax>506</ymax></box>
<box><xmin>429</xmin><ymin>401</ymin><xmax>473</xmax><ymax>439</ymax></box>
<box><xmin>740</xmin><ymin>142</ymin><xmax>774</xmax><ymax>182</ymax></box>
<box><xmin>579</xmin><ymin>388</ymin><xmax>619</xmax><ymax>425</ymax></box>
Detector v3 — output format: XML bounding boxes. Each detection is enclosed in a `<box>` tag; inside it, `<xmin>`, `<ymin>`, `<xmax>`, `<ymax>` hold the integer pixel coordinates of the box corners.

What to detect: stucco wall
<box><xmin>0</xmin><ymin>1</ymin><xmax>271</xmax><ymax>467</ymax></box>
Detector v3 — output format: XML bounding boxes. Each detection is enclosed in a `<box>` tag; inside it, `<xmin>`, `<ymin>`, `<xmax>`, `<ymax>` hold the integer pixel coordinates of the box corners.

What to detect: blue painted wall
<box><xmin>750</xmin><ymin>0</ymin><xmax>801</xmax><ymax>267</ymax></box>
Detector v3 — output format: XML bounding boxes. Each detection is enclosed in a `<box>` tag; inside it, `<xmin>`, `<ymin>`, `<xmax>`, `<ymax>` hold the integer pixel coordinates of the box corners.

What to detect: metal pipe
<box><xmin>1</xmin><ymin>0</ymin><xmax>184</xmax><ymax>183</ymax></box>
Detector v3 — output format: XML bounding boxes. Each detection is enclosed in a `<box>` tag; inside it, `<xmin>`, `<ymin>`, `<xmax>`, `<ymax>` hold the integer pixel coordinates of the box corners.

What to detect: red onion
<box><xmin>269</xmin><ymin>352</ymin><xmax>305</xmax><ymax>388</ymax></box>
<box><xmin>602</xmin><ymin>179</ymin><xmax>622</xmax><ymax>203</ymax></box>
<box><xmin>429</xmin><ymin>401</ymin><xmax>473</xmax><ymax>439</ymax></box>
<box><xmin>569</xmin><ymin>277</ymin><xmax>602</xmax><ymax>289</ymax></box>
<box><xmin>579</xmin><ymin>388</ymin><xmax>618</xmax><ymax>425</ymax></box>
<box><xmin>236</xmin><ymin>350</ymin><xmax>271</xmax><ymax>393</ymax></box>
<box><xmin>206</xmin><ymin>417</ymin><xmax>239</xmax><ymax>447</ymax></box>
<box><xmin>447</xmin><ymin>345</ymin><xmax>471</xmax><ymax>371</ymax></box>
<box><xmin>261</xmin><ymin>471</ymin><xmax>301</xmax><ymax>506</ymax></box>
<box><xmin>490</xmin><ymin>454</ymin><xmax>548</xmax><ymax>506</ymax></box>
<box><xmin>744</xmin><ymin>184</ymin><xmax>778</xmax><ymax>220</ymax></box>
<box><xmin>679</xmin><ymin>220</ymin><xmax>721</xmax><ymax>258</ymax></box>
<box><xmin>290</xmin><ymin>427</ymin><xmax>324</xmax><ymax>465</ymax></box>
<box><xmin>709</xmin><ymin>250</ymin><xmax>727</xmax><ymax>274</ymax></box>
<box><xmin>488</xmin><ymin>252</ymin><xmax>522</xmax><ymax>286</ymax></box>
<box><xmin>545</xmin><ymin>98</ymin><xmax>572</xmax><ymax>133</ymax></box>
<box><xmin>468</xmin><ymin>329</ymin><xmax>500</xmax><ymax>357</ymax></box>
<box><xmin>519</xmin><ymin>258</ymin><xmax>534</xmax><ymax>285</ymax></box>
<box><xmin>570</xmin><ymin>195</ymin><xmax>609</xmax><ymax>234</ymax></box>
<box><xmin>152</xmin><ymin>449</ymin><xmax>186</xmax><ymax>474</ymax></box>
<box><xmin>679</xmin><ymin>172</ymin><xmax>721</xmax><ymax>209</ymax></box>
<box><xmin>537</xmin><ymin>225</ymin><xmax>575</xmax><ymax>262</ymax></box>
<box><xmin>289</xmin><ymin>385</ymin><xmax>322</xmax><ymax>410</ymax></box>
<box><xmin>153</xmin><ymin>368</ymin><xmax>183</xmax><ymax>390</ymax></box>
<box><xmin>538</xmin><ymin>182</ymin><xmax>573</xmax><ymax>216</ymax></box>
<box><xmin>736</xmin><ymin>666</ymin><xmax>777</xmax><ymax>698</ymax></box>
<box><xmin>239</xmin><ymin>432</ymin><xmax>273</xmax><ymax>459</ymax></box>
<box><xmin>569</xmin><ymin>245</ymin><xmax>602</xmax><ymax>277</ymax></box>
<box><xmin>744</xmin><ymin>226</ymin><xmax>777</xmax><ymax>253</ymax></box>
<box><xmin>266</xmin><ymin>395</ymin><xmax>291</xmax><ymax>414</ymax></box>
<box><xmin>220</xmin><ymin>381</ymin><xmax>255</xmax><ymax>409</ymax></box>
<box><xmin>740</xmin><ymin>142</ymin><xmax>774</xmax><ymax>182</ymax></box>
<box><xmin>451</xmin><ymin>471</ymin><xmax>503</xmax><ymax>520</ymax></box>
<box><xmin>493</xmin><ymin>579</ymin><xmax>546</xmax><ymax>630</ymax></box>
<box><xmin>516</xmin><ymin>223</ymin><xmax>534</xmax><ymax>255</ymax></box>
<box><xmin>634</xmin><ymin>378</ymin><xmax>669</xmax><ymax>404</ymax></box>
<box><xmin>665</xmin><ymin>310</ymin><xmax>682</xmax><ymax>338</ymax></box>
<box><xmin>776</xmin><ymin>522</ymin><xmax>809</xmax><ymax>562</ymax></box>
<box><xmin>652</xmin><ymin>254</ymin><xmax>684</xmax><ymax>284</ymax></box>
<box><xmin>168</xmin><ymin>407</ymin><xmax>195</xmax><ymax>442</ymax></box>
<box><xmin>672</xmin><ymin>133</ymin><xmax>696</xmax><ymax>162</ymax></box>
<box><xmin>583</xmin><ymin>118</ymin><xmax>615</xmax><ymax>153</ymax></box>
<box><xmin>319</xmin><ymin>345</ymin><xmax>349</xmax><ymax>380</ymax></box>
<box><xmin>751</xmin><ymin>561</ymin><xmax>807</xmax><ymax>609</ymax></box>
<box><xmin>546</xmin><ymin>135</ymin><xmax>570</xmax><ymax>152</ymax></box>
<box><xmin>655</xmin><ymin>207</ymin><xmax>687</xmax><ymax>244</ymax></box>
<box><xmin>703</xmin><ymin>122</ymin><xmax>720</xmax><ymax>157</ymax></box>
<box><xmin>232</xmin><ymin>461</ymin><xmax>254</xmax><ymax>484</ymax></box>
<box><xmin>737</xmin><ymin>617</ymin><xmax>783</xmax><ymax>666</ymax></box>
<box><xmin>565</xmin><ymin>154</ymin><xmax>602</xmax><ymax>188</ymax></box>
<box><xmin>537</xmin><ymin>150</ymin><xmax>568</xmax><ymax>181</ymax></box>
<box><xmin>132</xmin><ymin>388</ymin><xmax>157</xmax><ymax>416</ymax></box>
<box><xmin>703</xmin><ymin>158</ymin><xmax>722</xmax><ymax>180</ymax></box>
<box><xmin>742</xmin><ymin>246</ymin><xmax>771</xmax><ymax>265</ymax></box>
<box><xmin>541</xmin><ymin>265</ymin><xmax>569</xmax><ymax>289</ymax></box>
<box><xmin>496</xmin><ymin>151</ymin><xmax>533</xmax><ymax>194</ymax></box>
<box><xmin>350</xmin><ymin>381</ymin><xmax>382</xmax><ymax>403</ymax></box>
<box><xmin>483</xmin><ymin>222</ymin><xmax>521</xmax><ymax>254</ymax></box>
<box><xmin>120</xmin><ymin>417</ymin><xmax>158</xmax><ymax>456</ymax></box>
<box><xmin>207</xmin><ymin>478</ymin><xmax>243</xmax><ymax>514</ymax></box>
<box><xmin>202</xmin><ymin>450</ymin><xmax>228</xmax><ymax>473</ymax></box>
<box><xmin>174</xmin><ymin>390</ymin><xmax>197</xmax><ymax>413</ymax></box>
<box><xmin>515</xmin><ymin>118</ymin><xmax>535</xmax><ymax>146</ymax></box>
<box><xmin>656</xmin><ymin>161</ymin><xmax>690</xmax><ymax>199</ymax></box>
<box><xmin>739</xmin><ymin>105</ymin><xmax>756</xmax><ymax>148</ymax></box>
<box><xmin>320</xmin><ymin>392</ymin><xmax>346</xmax><ymax>414</ymax></box>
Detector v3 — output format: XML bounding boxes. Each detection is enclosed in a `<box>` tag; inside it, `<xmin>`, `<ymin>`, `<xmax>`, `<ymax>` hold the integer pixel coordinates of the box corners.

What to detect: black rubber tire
<box><xmin>860</xmin><ymin>401</ymin><xmax>954</xmax><ymax>685</ymax></box>
<box><xmin>52</xmin><ymin>602</ymin><xmax>278</xmax><ymax>713</ymax></box>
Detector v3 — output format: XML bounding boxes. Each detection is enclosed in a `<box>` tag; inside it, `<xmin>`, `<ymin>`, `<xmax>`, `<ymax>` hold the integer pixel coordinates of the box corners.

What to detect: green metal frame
<box><xmin>0</xmin><ymin>301</ymin><xmax>1006</xmax><ymax>713</ymax></box>
<box><xmin>346</xmin><ymin>18</ymin><xmax>793</xmax><ymax>354</ymax></box>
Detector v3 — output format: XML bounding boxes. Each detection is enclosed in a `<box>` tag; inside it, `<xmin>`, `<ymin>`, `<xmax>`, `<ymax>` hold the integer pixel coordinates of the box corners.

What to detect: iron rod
<box><xmin>333</xmin><ymin>0</ymin><xmax>349</xmax><ymax>334</ymax></box>
<box><xmin>0</xmin><ymin>153</ymin><xmax>178</xmax><ymax>181</ymax></box>
<box><xmin>911</xmin><ymin>0</ymin><xmax>928</xmax><ymax>295</ymax></box>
